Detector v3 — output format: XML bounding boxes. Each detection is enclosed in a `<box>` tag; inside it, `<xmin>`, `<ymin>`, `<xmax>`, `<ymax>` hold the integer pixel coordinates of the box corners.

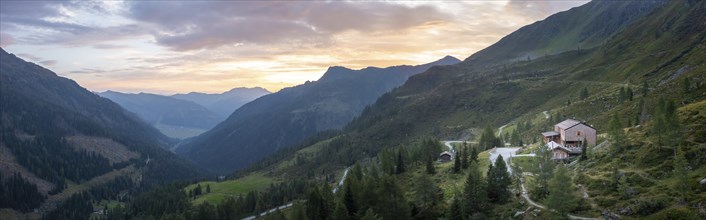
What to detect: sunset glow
<box><xmin>0</xmin><ymin>0</ymin><xmax>588</xmax><ymax>94</ymax></box>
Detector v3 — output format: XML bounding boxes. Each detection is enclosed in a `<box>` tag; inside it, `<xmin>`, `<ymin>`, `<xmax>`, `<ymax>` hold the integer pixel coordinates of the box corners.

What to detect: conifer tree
<box><xmin>306</xmin><ymin>187</ymin><xmax>325</xmax><ymax>220</ymax></box>
<box><xmin>611</xmin><ymin>166</ymin><xmax>621</xmax><ymax>192</ymax></box>
<box><xmin>396</xmin><ymin>149</ymin><xmax>406</xmax><ymax>174</ymax></box>
<box><xmin>470</xmin><ymin>146</ymin><xmax>478</xmax><ymax>162</ymax></box>
<box><xmin>453</xmin><ymin>152</ymin><xmax>461</xmax><ymax>173</ymax></box>
<box><xmin>425</xmin><ymin>156</ymin><xmax>436</xmax><ymax>174</ymax></box>
<box><xmin>375</xmin><ymin>176</ymin><xmax>411</xmax><ymax>220</ymax></box>
<box><xmin>291</xmin><ymin>202</ymin><xmax>308</xmax><ymax>220</ymax></box>
<box><xmin>352</xmin><ymin>163</ymin><xmax>364</xmax><ymax>181</ymax></box>
<box><xmin>533</xmin><ymin>144</ymin><xmax>554</xmax><ymax>200</ymax></box>
<box><xmin>206</xmin><ymin>184</ymin><xmax>211</xmax><ymax>194</ymax></box>
<box><xmin>546</xmin><ymin>165</ymin><xmax>578</xmax><ymax>218</ymax></box>
<box><xmin>342</xmin><ymin>178</ymin><xmax>357</xmax><ymax>217</ymax></box>
<box><xmin>461</xmin><ymin>147</ymin><xmax>469</xmax><ymax>170</ymax></box>
<box><xmin>360</xmin><ymin>209</ymin><xmax>381</xmax><ymax>220</ymax></box>
<box><xmin>580</xmin><ymin>87</ymin><xmax>589</xmax><ymax>100</ymax></box>
<box><xmin>580</xmin><ymin>140</ymin><xmax>588</xmax><ymax>160</ymax></box>
<box><xmin>608</xmin><ymin>113</ymin><xmax>625</xmax><ymax>150</ymax></box>
<box><xmin>463</xmin><ymin>161</ymin><xmax>487</xmax><ymax>216</ymax></box>
<box><xmin>674</xmin><ymin>146</ymin><xmax>690</xmax><ymax>203</ymax></box>
<box><xmin>487</xmin><ymin>155</ymin><xmax>511</xmax><ymax>204</ymax></box>
<box><xmin>413</xmin><ymin>174</ymin><xmax>441</xmax><ymax>218</ymax></box>
<box><xmin>333</xmin><ymin>201</ymin><xmax>351</xmax><ymax>220</ymax></box>
<box><xmin>448</xmin><ymin>195</ymin><xmax>463</xmax><ymax>220</ymax></box>
<box><xmin>627</xmin><ymin>87</ymin><xmax>634</xmax><ymax>101</ymax></box>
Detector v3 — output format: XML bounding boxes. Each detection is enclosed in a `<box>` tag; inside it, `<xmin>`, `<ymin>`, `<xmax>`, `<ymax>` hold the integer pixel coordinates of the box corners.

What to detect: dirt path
<box><xmin>518</xmin><ymin>173</ymin><xmax>599</xmax><ymax>220</ymax></box>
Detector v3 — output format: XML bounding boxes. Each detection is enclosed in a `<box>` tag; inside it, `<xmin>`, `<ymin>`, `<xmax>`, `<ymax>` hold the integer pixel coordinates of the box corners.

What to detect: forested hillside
<box><xmin>0</xmin><ymin>48</ymin><xmax>203</xmax><ymax>219</ymax></box>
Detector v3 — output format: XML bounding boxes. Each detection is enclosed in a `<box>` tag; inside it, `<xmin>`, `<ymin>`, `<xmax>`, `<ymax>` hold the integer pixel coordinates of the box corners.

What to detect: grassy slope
<box><xmin>185</xmin><ymin>173</ymin><xmax>276</xmax><ymax>205</ymax></box>
<box><xmin>182</xmin><ymin>138</ymin><xmax>335</xmax><ymax>205</ymax></box>
<box><xmin>570</xmin><ymin>100</ymin><xmax>706</xmax><ymax>219</ymax></box>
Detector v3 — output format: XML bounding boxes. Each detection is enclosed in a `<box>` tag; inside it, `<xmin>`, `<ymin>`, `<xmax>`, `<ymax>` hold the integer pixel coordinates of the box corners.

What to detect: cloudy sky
<box><xmin>0</xmin><ymin>0</ymin><xmax>588</xmax><ymax>94</ymax></box>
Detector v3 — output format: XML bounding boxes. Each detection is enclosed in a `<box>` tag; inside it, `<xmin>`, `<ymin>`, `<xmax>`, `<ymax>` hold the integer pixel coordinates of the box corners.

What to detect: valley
<box><xmin>1</xmin><ymin>0</ymin><xmax>705</xmax><ymax>219</ymax></box>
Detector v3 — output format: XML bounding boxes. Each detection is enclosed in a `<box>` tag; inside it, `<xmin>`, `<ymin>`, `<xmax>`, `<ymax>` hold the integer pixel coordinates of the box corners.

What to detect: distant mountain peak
<box><xmin>437</xmin><ymin>55</ymin><xmax>461</xmax><ymax>64</ymax></box>
<box><xmin>225</xmin><ymin>87</ymin><xmax>271</xmax><ymax>94</ymax></box>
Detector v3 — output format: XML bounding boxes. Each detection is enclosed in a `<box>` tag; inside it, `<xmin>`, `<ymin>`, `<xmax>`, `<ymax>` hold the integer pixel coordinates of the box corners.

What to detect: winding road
<box><xmin>442</xmin><ymin>141</ymin><xmax>463</xmax><ymax>153</ymax></box>
<box><xmin>241</xmin><ymin>167</ymin><xmax>350</xmax><ymax>220</ymax></box>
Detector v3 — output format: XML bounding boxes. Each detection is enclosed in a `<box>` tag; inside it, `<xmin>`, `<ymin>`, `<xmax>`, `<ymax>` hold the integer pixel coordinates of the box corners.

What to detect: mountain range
<box><xmin>171</xmin><ymin>87</ymin><xmax>271</xmax><ymax>118</ymax></box>
<box><xmin>177</xmin><ymin>55</ymin><xmax>460</xmax><ymax>174</ymax></box>
<box><xmin>98</xmin><ymin>88</ymin><xmax>269</xmax><ymax>139</ymax></box>
<box><xmin>0</xmin><ymin>48</ymin><xmax>202</xmax><ymax>214</ymax></box>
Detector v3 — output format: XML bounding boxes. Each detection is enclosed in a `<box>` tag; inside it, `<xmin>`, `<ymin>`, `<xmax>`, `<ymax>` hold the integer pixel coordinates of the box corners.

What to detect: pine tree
<box><xmin>194</xmin><ymin>184</ymin><xmax>202</xmax><ymax>196</ymax></box>
<box><xmin>533</xmin><ymin>144</ymin><xmax>554</xmax><ymax>200</ymax></box>
<box><xmin>453</xmin><ymin>151</ymin><xmax>461</xmax><ymax>173</ymax></box>
<box><xmin>470</xmin><ymin>146</ymin><xmax>478</xmax><ymax>162</ymax></box>
<box><xmin>206</xmin><ymin>184</ymin><xmax>211</xmax><ymax>194</ymax></box>
<box><xmin>375</xmin><ymin>176</ymin><xmax>410</xmax><ymax>220</ymax></box>
<box><xmin>425</xmin><ymin>156</ymin><xmax>436</xmax><ymax>174</ymax></box>
<box><xmin>611</xmin><ymin>166</ymin><xmax>621</xmax><ymax>191</ymax></box>
<box><xmin>580</xmin><ymin>140</ymin><xmax>588</xmax><ymax>160</ymax></box>
<box><xmin>333</xmin><ymin>202</ymin><xmax>351</xmax><ymax>220</ymax></box>
<box><xmin>608</xmin><ymin>113</ymin><xmax>625</xmax><ymax>151</ymax></box>
<box><xmin>618</xmin><ymin>87</ymin><xmax>627</xmax><ymax>103</ymax></box>
<box><xmin>360</xmin><ymin>209</ymin><xmax>381</xmax><ymax>220</ymax></box>
<box><xmin>463</xmin><ymin>161</ymin><xmax>487</xmax><ymax>216</ymax></box>
<box><xmin>674</xmin><ymin>146</ymin><xmax>690</xmax><ymax>203</ymax></box>
<box><xmin>580</xmin><ymin>87</ymin><xmax>589</xmax><ymax>100</ymax></box>
<box><xmin>487</xmin><ymin>155</ymin><xmax>511</xmax><ymax>204</ymax></box>
<box><xmin>306</xmin><ymin>187</ymin><xmax>324</xmax><ymax>220</ymax></box>
<box><xmin>320</xmin><ymin>183</ymin><xmax>334</xmax><ymax>216</ymax></box>
<box><xmin>352</xmin><ymin>163</ymin><xmax>364</xmax><ymax>181</ymax></box>
<box><xmin>627</xmin><ymin>87</ymin><xmax>634</xmax><ymax>101</ymax></box>
<box><xmin>395</xmin><ymin>149</ymin><xmax>406</xmax><ymax>174</ymax></box>
<box><xmin>380</xmin><ymin>148</ymin><xmax>395</xmax><ymax>175</ymax></box>
<box><xmin>479</xmin><ymin>126</ymin><xmax>499</xmax><ymax>150</ymax></box>
<box><xmin>461</xmin><ymin>147</ymin><xmax>469</xmax><ymax>170</ymax></box>
<box><xmin>448</xmin><ymin>195</ymin><xmax>463</xmax><ymax>220</ymax></box>
<box><xmin>413</xmin><ymin>174</ymin><xmax>441</xmax><ymax>215</ymax></box>
<box><xmin>343</xmin><ymin>178</ymin><xmax>357</xmax><ymax>217</ymax></box>
<box><xmin>291</xmin><ymin>202</ymin><xmax>308</xmax><ymax>220</ymax></box>
<box><xmin>546</xmin><ymin>165</ymin><xmax>578</xmax><ymax>218</ymax></box>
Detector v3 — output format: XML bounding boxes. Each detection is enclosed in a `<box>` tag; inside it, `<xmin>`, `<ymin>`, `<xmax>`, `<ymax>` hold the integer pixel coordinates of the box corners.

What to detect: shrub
<box><xmin>633</xmin><ymin>197</ymin><xmax>668</xmax><ymax>216</ymax></box>
<box><xmin>647</xmin><ymin>207</ymin><xmax>701</xmax><ymax>220</ymax></box>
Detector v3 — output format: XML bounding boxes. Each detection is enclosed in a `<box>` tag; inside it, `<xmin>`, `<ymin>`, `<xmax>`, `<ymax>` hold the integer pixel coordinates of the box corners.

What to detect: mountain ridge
<box><xmin>177</xmin><ymin>55</ymin><xmax>460</xmax><ymax>174</ymax></box>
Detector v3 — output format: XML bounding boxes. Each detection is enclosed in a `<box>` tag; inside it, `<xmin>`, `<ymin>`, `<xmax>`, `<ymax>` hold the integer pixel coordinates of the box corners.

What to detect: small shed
<box><xmin>439</xmin><ymin>151</ymin><xmax>453</xmax><ymax>162</ymax></box>
<box><xmin>546</xmin><ymin>141</ymin><xmax>571</xmax><ymax>160</ymax></box>
<box><xmin>542</xmin><ymin>131</ymin><xmax>560</xmax><ymax>143</ymax></box>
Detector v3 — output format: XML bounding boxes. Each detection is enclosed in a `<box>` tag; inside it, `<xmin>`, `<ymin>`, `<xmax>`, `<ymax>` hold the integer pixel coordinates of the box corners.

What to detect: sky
<box><xmin>0</xmin><ymin>0</ymin><xmax>588</xmax><ymax>95</ymax></box>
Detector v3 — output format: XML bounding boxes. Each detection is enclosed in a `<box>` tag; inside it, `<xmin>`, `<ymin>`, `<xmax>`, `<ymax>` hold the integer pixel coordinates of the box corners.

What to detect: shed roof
<box><xmin>542</xmin><ymin>131</ymin><xmax>560</xmax><ymax>137</ymax></box>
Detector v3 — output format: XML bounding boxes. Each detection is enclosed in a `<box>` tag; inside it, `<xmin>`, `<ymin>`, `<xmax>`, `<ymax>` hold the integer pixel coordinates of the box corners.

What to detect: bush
<box><xmin>633</xmin><ymin>197</ymin><xmax>668</xmax><ymax>216</ymax></box>
<box><xmin>595</xmin><ymin>196</ymin><xmax>618</xmax><ymax>207</ymax></box>
<box><xmin>647</xmin><ymin>207</ymin><xmax>701</xmax><ymax>220</ymax></box>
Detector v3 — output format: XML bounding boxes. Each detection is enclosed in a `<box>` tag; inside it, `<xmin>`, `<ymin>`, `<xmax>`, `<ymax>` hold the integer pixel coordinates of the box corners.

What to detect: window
<box><xmin>577</xmin><ymin>131</ymin><xmax>581</xmax><ymax>136</ymax></box>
